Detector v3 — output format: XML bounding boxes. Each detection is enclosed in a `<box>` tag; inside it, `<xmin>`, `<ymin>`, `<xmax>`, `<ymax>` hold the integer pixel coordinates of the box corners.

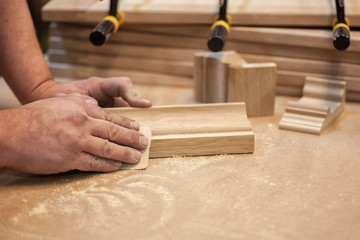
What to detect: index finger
<box><xmin>84</xmin><ymin>103</ymin><xmax>140</xmax><ymax>131</ymax></box>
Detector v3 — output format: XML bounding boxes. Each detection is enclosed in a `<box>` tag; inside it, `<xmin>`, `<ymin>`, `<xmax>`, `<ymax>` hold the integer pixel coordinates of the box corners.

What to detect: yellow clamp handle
<box><xmin>211</xmin><ymin>20</ymin><xmax>231</xmax><ymax>33</ymax></box>
<box><xmin>214</xmin><ymin>14</ymin><xmax>232</xmax><ymax>26</ymax></box>
<box><xmin>332</xmin><ymin>17</ymin><xmax>350</xmax><ymax>34</ymax></box>
<box><xmin>102</xmin><ymin>10</ymin><xmax>125</xmax><ymax>34</ymax></box>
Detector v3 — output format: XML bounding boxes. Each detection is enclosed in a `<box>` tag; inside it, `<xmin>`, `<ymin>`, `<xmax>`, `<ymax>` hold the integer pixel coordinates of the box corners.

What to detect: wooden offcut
<box><xmin>121</xmin><ymin>125</ymin><xmax>152</xmax><ymax>170</ymax></box>
<box><xmin>107</xmin><ymin>103</ymin><xmax>255</xmax><ymax>158</ymax></box>
<box><xmin>279</xmin><ymin>77</ymin><xmax>346</xmax><ymax>135</ymax></box>
<box><xmin>194</xmin><ymin>51</ymin><xmax>276</xmax><ymax>117</ymax></box>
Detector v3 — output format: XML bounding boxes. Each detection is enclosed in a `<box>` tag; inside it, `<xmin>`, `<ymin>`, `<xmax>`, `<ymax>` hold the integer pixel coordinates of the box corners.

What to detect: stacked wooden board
<box><xmin>43</xmin><ymin>0</ymin><xmax>360</xmax><ymax>102</ymax></box>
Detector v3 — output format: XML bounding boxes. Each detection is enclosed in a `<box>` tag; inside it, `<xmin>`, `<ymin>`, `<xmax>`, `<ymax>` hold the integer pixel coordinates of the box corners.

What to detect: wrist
<box><xmin>0</xmin><ymin>109</ymin><xmax>15</xmax><ymax>168</ymax></box>
<box><xmin>29</xmin><ymin>78</ymin><xmax>58</xmax><ymax>102</ymax></box>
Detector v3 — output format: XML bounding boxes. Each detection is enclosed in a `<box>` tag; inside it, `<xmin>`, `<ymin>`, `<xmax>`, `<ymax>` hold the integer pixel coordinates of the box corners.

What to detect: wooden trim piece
<box><xmin>279</xmin><ymin>77</ymin><xmax>346</xmax><ymax>135</ymax></box>
<box><xmin>107</xmin><ymin>103</ymin><xmax>255</xmax><ymax>158</ymax></box>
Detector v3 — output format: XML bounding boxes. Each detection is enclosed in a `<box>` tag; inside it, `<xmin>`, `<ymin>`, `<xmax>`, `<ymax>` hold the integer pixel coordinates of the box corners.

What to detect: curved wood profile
<box><xmin>279</xmin><ymin>77</ymin><xmax>346</xmax><ymax>135</ymax></box>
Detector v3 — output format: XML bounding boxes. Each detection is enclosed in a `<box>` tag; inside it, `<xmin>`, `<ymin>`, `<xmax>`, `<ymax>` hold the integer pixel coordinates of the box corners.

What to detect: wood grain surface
<box><xmin>108</xmin><ymin>103</ymin><xmax>255</xmax><ymax>157</ymax></box>
<box><xmin>1</xmin><ymin>96</ymin><xmax>360</xmax><ymax>239</ymax></box>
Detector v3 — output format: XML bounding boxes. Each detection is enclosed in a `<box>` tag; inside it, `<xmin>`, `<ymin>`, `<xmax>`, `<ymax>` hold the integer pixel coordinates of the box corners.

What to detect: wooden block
<box><xmin>107</xmin><ymin>103</ymin><xmax>255</xmax><ymax>158</ymax></box>
<box><xmin>193</xmin><ymin>53</ymin><xmax>204</xmax><ymax>102</ymax></box>
<box><xmin>228</xmin><ymin>63</ymin><xmax>277</xmax><ymax>117</ymax></box>
<box><xmin>279</xmin><ymin>77</ymin><xmax>346</xmax><ymax>135</ymax></box>
<box><xmin>121</xmin><ymin>125</ymin><xmax>152</xmax><ymax>170</ymax></box>
<box><xmin>194</xmin><ymin>51</ymin><xmax>246</xmax><ymax>103</ymax></box>
<box><xmin>194</xmin><ymin>51</ymin><xmax>276</xmax><ymax>117</ymax></box>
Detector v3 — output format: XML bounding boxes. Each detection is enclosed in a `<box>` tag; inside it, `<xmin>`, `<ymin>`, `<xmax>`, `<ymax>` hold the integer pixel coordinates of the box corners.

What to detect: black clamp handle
<box><xmin>89</xmin><ymin>11</ymin><xmax>124</xmax><ymax>46</ymax></box>
<box><xmin>333</xmin><ymin>0</ymin><xmax>350</xmax><ymax>51</ymax></box>
<box><xmin>207</xmin><ymin>0</ymin><xmax>231</xmax><ymax>52</ymax></box>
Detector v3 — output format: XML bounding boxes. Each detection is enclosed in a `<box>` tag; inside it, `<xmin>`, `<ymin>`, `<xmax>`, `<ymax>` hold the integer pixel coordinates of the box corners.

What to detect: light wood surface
<box><xmin>279</xmin><ymin>77</ymin><xmax>346</xmax><ymax>134</ymax></box>
<box><xmin>48</xmin><ymin>49</ymin><xmax>193</xmax><ymax>77</ymax></box>
<box><xmin>46</xmin><ymin>23</ymin><xmax>360</xmax><ymax>102</ymax></box>
<box><xmin>48</xmin><ymin>23</ymin><xmax>360</xmax><ymax>66</ymax></box>
<box><xmin>1</xmin><ymin>95</ymin><xmax>360</xmax><ymax>239</ymax></box>
<box><xmin>42</xmin><ymin>0</ymin><xmax>360</xmax><ymax>27</ymax></box>
<box><xmin>108</xmin><ymin>103</ymin><xmax>255</xmax><ymax>157</ymax></box>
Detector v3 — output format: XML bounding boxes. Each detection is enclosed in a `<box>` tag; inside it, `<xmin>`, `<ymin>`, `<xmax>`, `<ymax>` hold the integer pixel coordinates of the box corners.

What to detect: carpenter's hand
<box><xmin>33</xmin><ymin>77</ymin><xmax>152</xmax><ymax>108</ymax></box>
<box><xmin>0</xmin><ymin>94</ymin><xmax>148</xmax><ymax>174</ymax></box>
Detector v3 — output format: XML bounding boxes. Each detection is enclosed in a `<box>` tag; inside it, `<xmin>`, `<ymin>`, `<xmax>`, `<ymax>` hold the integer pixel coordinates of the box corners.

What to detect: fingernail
<box><xmin>139</xmin><ymin>135</ymin><xmax>148</xmax><ymax>146</ymax></box>
<box><xmin>131</xmin><ymin>121</ymin><xmax>140</xmax><ymax>130</ymax></box>
<box><xmin>133</xmin><ymin>151</ymin><xmax>142</xmax><ymax>162</ymax></box>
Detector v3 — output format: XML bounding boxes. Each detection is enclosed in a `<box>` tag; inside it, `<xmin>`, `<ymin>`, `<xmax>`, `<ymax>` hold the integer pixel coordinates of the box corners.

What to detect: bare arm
<box><xmin>0</xmin><ymin>0</ymin><xmax>54</xmax><ymax>104</ymax></box>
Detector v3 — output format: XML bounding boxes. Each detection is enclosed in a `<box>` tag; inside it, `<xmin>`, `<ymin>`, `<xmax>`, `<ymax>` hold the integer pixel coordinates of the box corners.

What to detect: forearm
<box><xmin>0</xmin><ymin>0</ymin><xmax>55</xmax><ymax>104</ymax></box>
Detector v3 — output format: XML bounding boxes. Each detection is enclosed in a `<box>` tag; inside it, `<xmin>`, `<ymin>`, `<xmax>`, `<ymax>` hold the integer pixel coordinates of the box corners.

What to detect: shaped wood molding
<box><xmin>279</xmin><ymin>77</ymin><xmax>346</xmax><ymax>135</ymax></box>
<box><xmin>107</xmin><ymin>103</ymin><xmax>255</xmax><ymax>158</ymax></box>
<box><xmin>194</xmin><ymin>51</ymin><xmax>277</xmax><ymax>117</ymax></box>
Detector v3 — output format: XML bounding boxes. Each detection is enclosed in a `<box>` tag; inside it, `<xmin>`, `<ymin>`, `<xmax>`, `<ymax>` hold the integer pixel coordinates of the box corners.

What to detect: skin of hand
<box><xmin>31</xmin><ymin>76</ymin><xmax>152</xmax><ymax>108</ymax></box>
<box><xmin>0</xmin><ymin>94</ymin><xmax>149</xmax><ymax>174</ymax></box>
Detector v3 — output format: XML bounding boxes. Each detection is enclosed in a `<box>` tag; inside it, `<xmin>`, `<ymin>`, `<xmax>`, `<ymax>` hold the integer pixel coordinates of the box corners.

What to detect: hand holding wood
<box><xmin>0</xmin><ymin>94</ymin><xmax>148</xmax><ymax>174</ymax></box>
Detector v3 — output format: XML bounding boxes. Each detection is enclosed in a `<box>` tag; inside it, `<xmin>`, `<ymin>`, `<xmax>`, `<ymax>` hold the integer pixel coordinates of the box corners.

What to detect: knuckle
<box><xmin>105</xmin><ymin>122</ymin><xmax>120</xmax><ymax>140</ymax></box>
<box><xmin>67</xmin><ymin>109</ymin><xmax>89</xmax><ymax>125</ymax></box>
<box><xmin>120</xmin><ymin>77</ymin><xmax>132</xmax><ymax>85</ymax></box>
<box><xmin>100</xmin><ymin>139</ymin><xmax>112</xmax><ymax>157</ymax></box>
<box><xmin>88</xmin><ymin>76</ymin><xmax>101</xmax><ymax>83</ymax></box>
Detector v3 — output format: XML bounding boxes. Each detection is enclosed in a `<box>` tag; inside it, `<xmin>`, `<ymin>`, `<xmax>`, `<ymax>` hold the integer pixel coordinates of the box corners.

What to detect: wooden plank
<box><xmin>227</xmin><ymin>41</ymin><xmax>360</xmax><ymax>65</ymax></box>
<box><xmin>47</xmin><ymin>62</ymin><xmax>360</xmax><ymax>102</ymax></box>
<box><xmin>49</xmin><ymin>36</ymin><xmax>202</xmax><ymax>62</ymax></box>
<box><xmin>107</xmin><ymin>103</ymin><xmax>255</xmax><ymax>157</ymax></box>
<box><xmin>48</xmin><ymin>62</ymin><xmax>193</xmax><ymax>87</ymax></box>
<box><xmin>119</xmin><ymin>25</ymin><xmax>360</xmax><ymax>53</ymax></box>
<box><xmin>241</xmin><ymin>53</ymin><xmax>360</xmax><ymax>79</ymax></box>
<box><xmin>276</xmin><ymin>70</ymin><xmax>360</xmax><ymax>93</ymax></box>
<box><xmin>48</xmin><ymin>49</ymin><xmax>193</xmax><ymax>77</ymax></box>
<box><xmin>49</xmin><ymin>23</ymin><xmax>360</xmax><ymax>65</ymax></box>
<box><xmin>49</xmin><ymin>23</ymin><xmax>207</xmax><ymax>49</ymax></box>
<box><xmin>42</xmin><ymin>0</ymin><xmax>360</xmax><ymax>27</ymax></box>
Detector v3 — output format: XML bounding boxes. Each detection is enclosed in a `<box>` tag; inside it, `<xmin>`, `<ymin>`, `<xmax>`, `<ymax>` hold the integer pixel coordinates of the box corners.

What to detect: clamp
<box><xmin>207</xmin><ymin>0</ymin><xmax>231</xmax><ymax>52</ymax></box>
<box><xmin>89</xmin><ymin>0</ymin><xmax>125</xmax><ymax>46</ymax></box>
<box><xmin>333</xmin><ymin>0</ymin><xmax>350</xmax><ymax>50</ymax></box>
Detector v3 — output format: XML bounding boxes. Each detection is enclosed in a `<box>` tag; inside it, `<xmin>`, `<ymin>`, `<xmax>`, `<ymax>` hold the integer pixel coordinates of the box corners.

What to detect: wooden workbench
<box><xmin>1</xmin><ymin>81</ymin><xmax>360</xmax><ymax>239</ymax></box>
